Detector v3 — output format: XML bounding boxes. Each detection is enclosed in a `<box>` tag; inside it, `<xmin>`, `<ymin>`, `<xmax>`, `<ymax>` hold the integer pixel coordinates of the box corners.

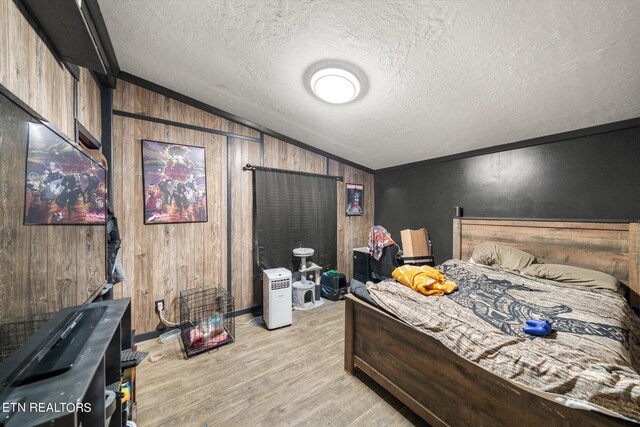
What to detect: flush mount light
<box><xmin>310</xmin><ymin>67</ymin><xmax>361</xmax><ymax>104</ymax></box>
<box><xmin>306</xmin><ymin>62</ymin><xmax>366</xmax><ymax>104</ymax></box>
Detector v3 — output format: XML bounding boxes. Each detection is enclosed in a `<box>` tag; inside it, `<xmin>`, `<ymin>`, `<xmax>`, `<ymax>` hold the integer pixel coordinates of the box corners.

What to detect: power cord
<box><xmin>159</xmin><ymin>309</ymin><xmax>265</xmax><ymax>327</ymax></box>
<box><xmin>236</xmin><ymin>316</ymin><xmax>264</xmax><ymax>326</ymax></box>
<box><xmin>158</xmin><ymin>310</ymin><xmax>180</xmax><ymax>327</ymax></box>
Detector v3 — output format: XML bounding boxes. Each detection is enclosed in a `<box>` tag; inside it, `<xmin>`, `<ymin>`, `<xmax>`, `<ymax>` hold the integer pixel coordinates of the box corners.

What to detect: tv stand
<box><xmin>0</xmin><ymin>299</ymin><xmax>131</xmax><ymax>427</ymax></box>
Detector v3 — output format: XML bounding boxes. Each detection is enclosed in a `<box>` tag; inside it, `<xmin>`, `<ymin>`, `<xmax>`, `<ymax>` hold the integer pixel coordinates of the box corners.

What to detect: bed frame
<box><xmin>344</xmin><ymin>218</ymin><xmax>640</xmax><ymax>426</ymax></box>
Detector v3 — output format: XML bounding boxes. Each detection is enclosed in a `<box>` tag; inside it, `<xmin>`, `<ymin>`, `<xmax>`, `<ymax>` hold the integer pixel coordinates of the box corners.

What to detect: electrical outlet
<box><xmin>155</xmin><ymin>299</ymin><xmax>165</xmax><ymax>313</ymax></box>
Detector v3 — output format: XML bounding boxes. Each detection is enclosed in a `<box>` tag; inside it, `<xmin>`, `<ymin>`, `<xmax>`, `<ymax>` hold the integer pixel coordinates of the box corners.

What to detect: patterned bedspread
<box><xmin>366</xmin><ymin>259</ymin><xmax>640</xmax><ymax>422</ymax></box>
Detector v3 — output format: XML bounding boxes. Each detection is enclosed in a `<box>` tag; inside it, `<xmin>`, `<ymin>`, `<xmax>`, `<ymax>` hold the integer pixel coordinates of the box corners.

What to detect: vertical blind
<box><xmin>254</xmin><ymin>169</ymin><xmax>337</xmax><ymax>303</ymax></box>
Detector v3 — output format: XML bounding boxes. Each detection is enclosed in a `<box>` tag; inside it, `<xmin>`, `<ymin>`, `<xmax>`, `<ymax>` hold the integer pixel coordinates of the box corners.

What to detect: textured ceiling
<box><xmin>99</xmin><ymin>0</ymin><xmax>640</xmax><ymax>169</ymax></box>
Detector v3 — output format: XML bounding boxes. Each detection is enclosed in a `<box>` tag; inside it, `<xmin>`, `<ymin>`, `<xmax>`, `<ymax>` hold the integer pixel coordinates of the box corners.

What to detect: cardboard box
<box><xmin>400</xmin><ymin>228</ymin><xmax>431</xmax><ymax>257</ymax></box>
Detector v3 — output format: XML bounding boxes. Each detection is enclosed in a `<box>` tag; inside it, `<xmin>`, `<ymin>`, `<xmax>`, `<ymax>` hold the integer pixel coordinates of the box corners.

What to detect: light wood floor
<box><xmin>136</xmin><ymin>299</ymin><xmax>426</xmax><ymax>427</ymax></box>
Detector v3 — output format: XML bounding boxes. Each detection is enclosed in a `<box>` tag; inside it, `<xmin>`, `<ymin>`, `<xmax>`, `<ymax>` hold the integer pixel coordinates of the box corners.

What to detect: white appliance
<box><xmin>263</xmin><ymin>268</ymin><xmax>292</xmax><ymax>330</ymax></box>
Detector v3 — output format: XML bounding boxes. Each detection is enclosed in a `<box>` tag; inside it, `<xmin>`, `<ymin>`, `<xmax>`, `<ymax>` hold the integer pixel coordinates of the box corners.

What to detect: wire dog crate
<box><xmin>0</xmin><ymin>313</ymin><xmax>52</xmax><ymax>363</ymax></box>
<box><xmin>179</xmin><ymin>287</ymin><xmax>235</xmax><ymax>358</ymax></box>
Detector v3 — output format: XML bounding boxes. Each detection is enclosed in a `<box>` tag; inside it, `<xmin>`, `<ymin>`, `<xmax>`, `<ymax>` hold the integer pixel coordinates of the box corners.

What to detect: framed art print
<box><xmin>142</xmin><ymin>140</ymin><xmax>208</xmax><ymax>224</ymax></box>
<box><xmin>345</xmin><ymin>183</ymin><xmax>364</xmax><ymax>216</ymax></box>
<box><xmin>24</xmin><ymin>122</ymin><xmax>107</xmax><ymax>225</ymax></box>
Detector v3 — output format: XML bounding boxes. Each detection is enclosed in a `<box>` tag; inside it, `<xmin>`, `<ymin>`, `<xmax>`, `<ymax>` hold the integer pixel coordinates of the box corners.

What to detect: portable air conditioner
<box><xmin>263</xmin><ymin>268</ymin><xmax>292</xmax><ymax>330</ymax></box>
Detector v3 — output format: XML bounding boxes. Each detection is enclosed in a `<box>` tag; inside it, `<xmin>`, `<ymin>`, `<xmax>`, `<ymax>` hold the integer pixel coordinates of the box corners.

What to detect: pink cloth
<box><xmin>189</xmin><ymin>327</ymin><xmax>205</xmax><ymax>348</ymax></box>
<box><xmin>189</xmin><ymin>326</ymin><xmax>228</xmax><ymax>349</ymax></box>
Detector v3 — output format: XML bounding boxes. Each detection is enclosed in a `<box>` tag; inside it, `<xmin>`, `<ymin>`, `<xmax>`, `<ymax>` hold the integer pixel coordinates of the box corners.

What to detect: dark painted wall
<box><xmin>375</xmin><ymin>121</ymin><xmax>640</xmax><ymax>264</ymax></box>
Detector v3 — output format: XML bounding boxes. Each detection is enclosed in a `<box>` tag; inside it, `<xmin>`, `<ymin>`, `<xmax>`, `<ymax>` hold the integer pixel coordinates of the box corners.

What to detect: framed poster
<box><xmin>142</xmin><ymin>140</ymin><xmax>208</xmax><ymax>224</ymax></box>
<box><xmin>345</xmin><ymin>183</ymin><xmax>364</xmax><ymax>216</ymax></box>
<box><xmin>24</xmin><ymin>122</ymin><xmax>107</xmax><ymax>225</ymax></box>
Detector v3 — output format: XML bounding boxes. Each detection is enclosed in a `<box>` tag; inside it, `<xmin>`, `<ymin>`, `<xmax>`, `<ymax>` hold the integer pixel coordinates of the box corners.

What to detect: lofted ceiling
<box><xmin>99</xmin><ymin>0</ymin><xmax>640</xmax><ymax>170</ymax></box>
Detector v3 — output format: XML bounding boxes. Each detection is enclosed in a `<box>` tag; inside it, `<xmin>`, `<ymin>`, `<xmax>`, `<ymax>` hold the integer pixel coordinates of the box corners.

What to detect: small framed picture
<box><xmin>345</xmin><ymin>183</ymin><xmax>364</xmax><ymax>216</ymax></box>
<box><xmin>141</xmin><ymin>140</ymin><xmax>208</xmax><ymax>224</ymax></box>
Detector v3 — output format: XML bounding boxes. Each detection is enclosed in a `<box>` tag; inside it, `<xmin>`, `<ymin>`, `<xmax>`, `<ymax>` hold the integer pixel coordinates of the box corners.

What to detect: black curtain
<box><xmin>254</xmin><ymin>169</ymin><xmax>337</xmax><ymax>303</ymax></box>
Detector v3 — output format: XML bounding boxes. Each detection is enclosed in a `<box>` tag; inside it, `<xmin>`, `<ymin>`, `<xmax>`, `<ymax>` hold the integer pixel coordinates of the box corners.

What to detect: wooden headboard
<box><xmin>452</xmin><ymin>218</ymin><xmax>640</xmax><ymax>306</ymax></box>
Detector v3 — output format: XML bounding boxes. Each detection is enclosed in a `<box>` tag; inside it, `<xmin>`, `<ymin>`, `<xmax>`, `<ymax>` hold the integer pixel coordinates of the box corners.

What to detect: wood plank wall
<box><xmin>263</xmin><ymin>135</ymin><xmax>326</xmax><ymax>173</ymax></box>
<box><xmin>329</xmin><ymin>160</ymin><xmax>375</xmax><ymax>280</ymax></box>
<box><xmin>77</xmin><ymin>67</ymin><xmax>102</xmax><ymax>140</ymax></box>
<box><xmin>0</xmin><ymin>0</ymin><xmax>74</xmax><ymax>137</ymax></box>
<box><xmin>112</xmin><ymin>81</ymin><xmax>375</xmax><ymax>333</ymax></box>
<box><xmin>229</xmin><ymin>137</ymin><xmax>260</xmax><ymax>310</ymax></box>
<box><xmin>112</xmin><ymin>115</ymin><xmax>228</xmax><ymax>332</ymax></box>
<box><xmin>0</xmin><ymin>0</ymin><xmax>105</xmax><ymax>322</ymax></box>
<box><xmin>112</xmin><ymin>80</ymin><xmax>259</xmax><ymax>331</ymax></box>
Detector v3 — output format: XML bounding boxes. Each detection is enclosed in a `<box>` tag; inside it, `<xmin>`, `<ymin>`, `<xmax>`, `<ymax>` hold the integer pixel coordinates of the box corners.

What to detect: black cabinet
<box><xmin>352</xmin><ymin>247</ymin><xmax>370</xmax><ymax>283</ymax></box>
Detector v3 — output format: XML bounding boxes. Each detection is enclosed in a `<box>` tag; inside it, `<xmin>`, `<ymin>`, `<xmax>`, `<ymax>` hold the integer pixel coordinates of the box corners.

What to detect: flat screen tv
<box><xmin>0</xmin><ymin>91</ymin><xmax>107</xmax><ymax>406</ymax></box>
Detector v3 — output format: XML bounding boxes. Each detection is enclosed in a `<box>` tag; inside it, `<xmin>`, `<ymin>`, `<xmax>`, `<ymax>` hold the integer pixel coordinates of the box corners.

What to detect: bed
<box><xmin>344</xmin><ymin>218</ymin><xmax>640</xmax><ymax>426</ymax></box>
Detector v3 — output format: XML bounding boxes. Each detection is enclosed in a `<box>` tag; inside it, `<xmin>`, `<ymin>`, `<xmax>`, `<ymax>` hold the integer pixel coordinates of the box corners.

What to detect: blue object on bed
<box><xmin>523</xmin><ymin>319</ymin><xmax>552</xmax><ymax>336</ymax></box>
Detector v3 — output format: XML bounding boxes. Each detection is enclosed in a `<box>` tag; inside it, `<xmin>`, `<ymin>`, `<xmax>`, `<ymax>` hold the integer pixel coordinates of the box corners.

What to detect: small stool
<box><xmin>292</xmin><ymin>281</ymin><xmax>315</xmax><ymax>310</ymax></box>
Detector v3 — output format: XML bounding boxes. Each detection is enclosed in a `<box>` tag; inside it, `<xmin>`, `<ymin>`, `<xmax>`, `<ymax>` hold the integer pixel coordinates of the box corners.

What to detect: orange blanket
<box><xmin>392</xmin><ymin>265</ymin><xmax>457</xmax><ymax>296</ymax></box>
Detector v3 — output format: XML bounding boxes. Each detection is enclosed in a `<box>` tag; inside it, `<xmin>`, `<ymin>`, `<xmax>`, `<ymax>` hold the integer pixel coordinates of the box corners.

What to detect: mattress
<box><xmin>366</xmin><ymin>259</ymin><xmax>640</xmax><ymax>423</ymax></box>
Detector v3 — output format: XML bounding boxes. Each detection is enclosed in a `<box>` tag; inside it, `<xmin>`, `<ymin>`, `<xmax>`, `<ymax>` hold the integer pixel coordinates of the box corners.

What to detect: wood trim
<box><xmin>452</xmin><ymin>218</ymin><xmax>461</xmax><ymax>259</ymax></box>
<box><xmin>629</xmin><ymin>223</ymin><xmax>640</xmax><ymax>307</ymax></box>
<box><xmin>113</xmin><ymin>109</ymin><xmax>261</xmax><ymax>142</ymax></box>
<box><xmin>344</xmin><ymin>296</ymin><xmax>354</xmax><ymax>374</ymax></box>
<box><xmin>460</xmin><ymin>218</ymin><xmax>629</xmax><ymax>231</ymax></box>
<box><xmin>226</xmin><ymin>137</ymin><xmax>233</xmax><ymax>295</ymax></box>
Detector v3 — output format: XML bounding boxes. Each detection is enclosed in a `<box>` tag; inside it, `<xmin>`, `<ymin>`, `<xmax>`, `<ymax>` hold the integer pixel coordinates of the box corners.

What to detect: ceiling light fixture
<box><xmin>309</xmin><ymin>66</ymin><xmax>362</xmax><ymax>104</ymax></box>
